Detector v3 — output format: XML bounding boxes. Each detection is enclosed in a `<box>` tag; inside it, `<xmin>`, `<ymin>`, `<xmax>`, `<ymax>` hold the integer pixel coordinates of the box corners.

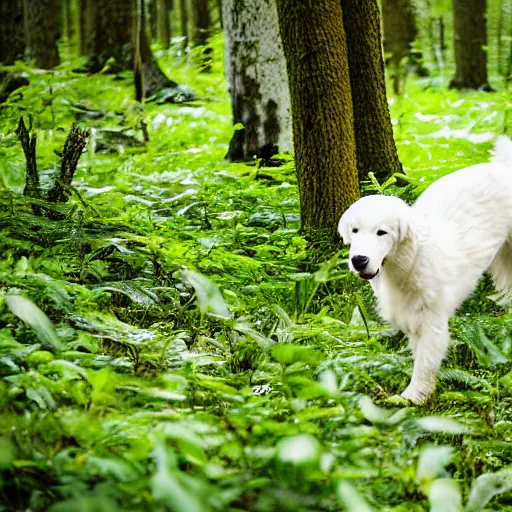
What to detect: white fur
<box><xmin>338</xmin><ymin>137</ymin><xmax>512</xmax><ymax>404</ymax></box>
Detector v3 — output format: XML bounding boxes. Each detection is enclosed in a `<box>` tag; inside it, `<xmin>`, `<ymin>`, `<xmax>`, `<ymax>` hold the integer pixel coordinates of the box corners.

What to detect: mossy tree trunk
<box><xmin>342</xmin><ymin>0</ymin><xmax>403</xmax><ymax>184</ymax></box>
<box><xmin>450</xmin><ymin>0</ymin><xmax>491</xmax><ymax>90</ymax></box>
<box><xmin>179</xmin><ymin>0</ymin><xmax>189</xmax><ymax>46</ymax></box>
<box><xmin>78</xmin><ymin>0</ymin><xmax>95</xmax><ymax>56</ymax></box>
<box><xmin>223</xmin><ymin>0</ymin><xmax>292</xmax><ymax>161</ymax></box>
<box><xmin>87</xmin><ymin>0</ymin><xmax>133</xmax><ymax>72</ymax></box>
<box><xmin>24</xmin><ymin>0</ymin><xmax>61</xmax><ymax>68</ymax></box>
<box><xmin>156</xmin><ymin>0</ymin><xmax>172</xmax><ymax>48</ymax></box>
<box><xmin>0</xmin><ymin>0</ymin><xmax>25</xmax><ymax>65</ymax></box>
<box><xmin>192</xmin><ymin>0</ymin><xmax>211</xmax><ymax>45</ymax></box>
<box><xmin>276</xmin><ymin>0</ymin><xmax>359</xmax><ymax>232</ymax></box>
<box><xmin>134</xmin><ymin>0</ymin><xmax>179</xmax><ymax>100</ymax></box>
<box><xmin>381</xmin><ymin>0</ymin><xmax>420</xmax><ymax>94</ymax></box>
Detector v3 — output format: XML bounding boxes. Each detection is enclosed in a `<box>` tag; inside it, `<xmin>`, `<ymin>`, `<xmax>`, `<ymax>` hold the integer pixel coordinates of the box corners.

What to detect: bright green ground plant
<box><xmin>1</xmin><ymin>34</ymin><xmax>512</xmax><ymax>511</ymax></box>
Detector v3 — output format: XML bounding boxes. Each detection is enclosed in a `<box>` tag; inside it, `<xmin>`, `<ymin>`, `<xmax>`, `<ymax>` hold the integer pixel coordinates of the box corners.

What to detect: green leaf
<box><xmin>151</xmin><ymin>442</ymin><xmax>209</xmax><ymax>512</ymax></box>
<box><xmin>465</xmin><ymin>469</ymin><xmax>512</xmax><ymax>512</ymax></box>
<box><xmin>181</xmin><ymin>270</ymin><xmax>231</xmax><ymax>319</ymax></box>
<box><xmin>271</xmin><ymin>344</ymin><xmax>324</xmax><ymax>365</ymax></box>
<box><xmin>416</xmin><ymin>445</ymin><xmax>453</xmax><ymax>488</ymax></box>
<box><xmin>277</xmin><ymin>434</ymin><xmax>321</xmax><ymax>465</ymax></box>
<box><xmin>416</xmin><ymin>416</ymin><xmax>470</xmax><ymax>434</ymax></box>
<box><xmin>359</xmin><ymin>396</ymin><xmax>406</xmax><ymax>425</ymax></box>
<box><xmin>429</xmin><ymin>478</ymin><xmax>462</xmax><ymax>512</ymax></box>
<box><xmin>6</xmin><ymin>295</ymin><xmax>64</xmax><ymax>351</ymax></box>
<box><xmin>336</xmin><ymin>481</ymin><xmax>374</xmax><ymax>512</ymax></box>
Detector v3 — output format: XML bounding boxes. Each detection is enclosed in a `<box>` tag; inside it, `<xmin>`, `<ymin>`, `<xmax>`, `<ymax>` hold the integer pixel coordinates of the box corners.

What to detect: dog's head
<box><xmin>338</xmin><ymin>195</ymin><xmax>412</xmax><ymax>280</ymax></box>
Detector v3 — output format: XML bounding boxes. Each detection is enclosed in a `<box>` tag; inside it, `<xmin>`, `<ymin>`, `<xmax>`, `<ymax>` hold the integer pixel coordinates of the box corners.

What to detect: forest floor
<box><xmin>1</xmin><ymin>37</ymin><xmax>512</xmax><ymax>511</ymax></box>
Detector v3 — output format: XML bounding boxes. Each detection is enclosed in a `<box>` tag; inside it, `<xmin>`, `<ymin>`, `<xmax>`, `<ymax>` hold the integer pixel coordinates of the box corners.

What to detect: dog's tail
<box><xmin>491</xmin><ymin>135</ymin><xmax>512</xmax><ymax>166</ymax></box>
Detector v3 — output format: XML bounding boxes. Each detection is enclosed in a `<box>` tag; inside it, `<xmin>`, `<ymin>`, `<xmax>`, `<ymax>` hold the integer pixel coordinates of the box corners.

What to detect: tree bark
<box><xmin>179</xmin><ymin>0</ymin><xmax>189</xmax><ymax>46</ymax></box>
<box><xmin>134</xmin><ymin>0</ymin><xmax>179</xmax><ymax>100</ymax></box>
<box><xmin>78</xmin><ymin>0</ymin><xmax>93</xmax><ymax>55</ymax></box>
<box><xmin>342</xmin><ymin>0</ymin><xmax>403</xmax><ymax>184</ymax></box>
<box><xmin>450</xmin><ymin>0</ymin><xmax>491</xmax><ymax>90</ymax></box>
<box><xmin>0</xmin><ymin>0</ymin><xmax>25</xmax><ymax>65</ymax></box>
<box><xmin>86</xmin><ymin>0</ymin><xmax>133</xmax><ymax>72</ymax></box>
<box><xmin>192</xmin><ymin>0</ymin><xmax>211</xmax><ymax>45</ymax></box>
<box><xmin>276</xmin><ymin>0</ymin><xmax>359</xmax><ymax>232</ymax></box>
<box><xmin>24</xmin><ymin>0</ymin><xmax>61</xmax><ymax>68</ymax></box>
<box><xmin>157</xmin><ymin>0</ymin><xmax>171</xmax><ymax>48</ymax></box>
<box><xmin>223</xmin><ymin>0</ymin><xmax>292</xmax><ymax>161</ymax></box>
<box><xmin>381</xmin><ymin>0</ymin><xmax>419</xmax><ymax>94</ymax></box>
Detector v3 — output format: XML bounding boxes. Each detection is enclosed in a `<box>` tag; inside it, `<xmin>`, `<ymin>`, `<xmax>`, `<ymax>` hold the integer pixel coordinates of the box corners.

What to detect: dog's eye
<box><xmin>377</xmin><ymin>230</ymin><xmax>388</xmax><ymax>236</ymax></box>
<box><xmin>352</xmin><ymin>228</ymin><xmax>358</xmax><ymax>233</ymax></box>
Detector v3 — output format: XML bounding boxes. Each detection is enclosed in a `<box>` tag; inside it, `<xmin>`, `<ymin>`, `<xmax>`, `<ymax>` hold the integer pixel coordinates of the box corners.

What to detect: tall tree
<box><xmin>381</xmin><ymin>0</ymin><xmax>419</xmax><ymax>94</ymax></box>
<box><xmin>192</xmin><ymin>0</ymin><xmax>211</xmax><ymax>46</ymax></box>
<box><xmin>343</xmin><ymin>0</ymin><xmax>403</xmax><ymax>184</ymax></box>
<box><xmin>276</xmin><ymin>0</ymin><xmax>359</xmax><ymax>232</ymax></box>
<box><xmin>450</xmin><ymin>0</ymin><xmax>491</xmax><ymax>90</ymax></box>
<box><xmin>0</xmin><ymin>0</ymin><xmax>25</xmax><ymax>65</ymax></box>
<box><xmin>134</xmin><ymin>0</ymin><xmax>186</xmax><ymax>99</ymax></box>
<box><xmin>179</xmin><ymin>0</ymin><xmax>189</xmax><ymax>47</ymax></box>
<box><xmin>222</xmin><ymin>0</ymin><xmax>292</xmax><ymax>162</ymax></box>
<box><xmin>156</xmin><ymin>0</ymin><xmax>172</xmax><ymax>48</ymax></box>
<box><xmin>78</xmin><ymin>0</ymin><xmax>95</xmax><ymax>56</ymax></box>
<box><xmin>24</xmin><ymin>0</ymin><xmax>61</xmax><ymax>69</ymax></box>
<box><xmin>86</xmin><ymin>0</ymin><xmax>133</xmax><ymax>72</ymax></box>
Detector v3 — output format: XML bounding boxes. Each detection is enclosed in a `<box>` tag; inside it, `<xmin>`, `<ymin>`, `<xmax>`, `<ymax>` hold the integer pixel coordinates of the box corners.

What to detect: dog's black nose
<box><xmin>351</xmin><ymin>255</ymin><xmax>369</xmax><ymax>271</ymax></box>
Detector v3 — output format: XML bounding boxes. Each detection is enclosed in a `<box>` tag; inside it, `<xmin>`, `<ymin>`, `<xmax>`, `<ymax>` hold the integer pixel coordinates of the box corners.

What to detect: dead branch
<box><xmin>16</xmin><ymin>117</ymin><xmax>39</xmax><ymax>198</ymax></box>
<box><xmin>47</xmin><ymin>124</ymin><xmax>90</xmax><ymax>203</ymax></box>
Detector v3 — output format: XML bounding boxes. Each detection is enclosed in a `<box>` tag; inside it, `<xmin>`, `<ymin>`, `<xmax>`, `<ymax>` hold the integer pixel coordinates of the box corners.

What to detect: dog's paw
<box><xmin>400</xmin><ymin>384</ymin><xmax>433</xmax><ymax>405</ymax></box>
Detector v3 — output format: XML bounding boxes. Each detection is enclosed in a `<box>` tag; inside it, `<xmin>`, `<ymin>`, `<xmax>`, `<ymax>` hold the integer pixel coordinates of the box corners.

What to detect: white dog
<box><xmin>338</xmin><ymin>136</ymin><xmax>512</xmax><ymax>404</ymax></box>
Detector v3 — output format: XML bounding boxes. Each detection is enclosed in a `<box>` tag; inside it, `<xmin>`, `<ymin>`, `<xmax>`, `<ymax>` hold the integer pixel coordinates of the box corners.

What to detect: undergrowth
<box><xmin>1</xmin><ymin>35</ymin><xmax>512</xmax><ymax>511</ymax></box>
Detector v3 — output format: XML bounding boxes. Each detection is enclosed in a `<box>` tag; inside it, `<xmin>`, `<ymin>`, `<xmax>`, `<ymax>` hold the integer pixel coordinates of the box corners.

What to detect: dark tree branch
<box><xmin>16</xmin><ymin>117</ymin><xmax>39</xmax><ymax>198</ymax></box>
<box><xmin>47</xmin><ymin>124</ymin><xmax>90</xmax><ymax>203</ymax></box>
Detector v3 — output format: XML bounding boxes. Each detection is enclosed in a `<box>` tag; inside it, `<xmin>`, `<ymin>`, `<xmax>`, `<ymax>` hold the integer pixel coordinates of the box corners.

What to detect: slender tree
<box><xmin>342</xmin><ymin>0</ymin><xmax>403</xmax><ymax>184</ymax></box>
<box><xmin>0</xmin><ymin>0</ymin><xmax>25</xmax><ymax>65</ymax></box>
<box><xmin>24</xmin><ymin>0</ymin><xmax>61</xmax><ymax>69</ymax></box>
<box><xmin>192</xmin><ymin>0</ymin><xmax>211</xmax><ymax>45</ymax></box>
<box><xmin>450</xmin><ymin>0</ymin><xmax>491</xmax><ymax>90</ymax></box>
<box><xmin>381</xmin><ymin>0</ymin><xmax>419</xmax><ymax>94</ymax></box>
<box><xmin>156</xmin><ymin>0</ymin><xmax>172</xmax><ymax>48</ymax></box>
<box><xmin>222</xmin><ymin>0</ymin><xmax>292</xmax><ymax>161</ymax></box>
<box><xmin>134</xmin><ymin>0</ymin><xmax>184</xmax><ymax>99</ymax></box>
<box><xmin>86</xmin><ymin>0</ymin><xmax>133</xmax><ymax>72</ymax></box>
<box><xmin>276</xmin><ymin>0</ymin><xmax>359</xmax><ymax>232</ymax></box>
<box><xmin>179</xmin><ymin>0</ymin><xmax>189</xmax><ymax>47</ymax></box>
<box><xmin>78</xmin><ymin>0</ymin><xmax>95</xmax><ymax>56</ymax></box>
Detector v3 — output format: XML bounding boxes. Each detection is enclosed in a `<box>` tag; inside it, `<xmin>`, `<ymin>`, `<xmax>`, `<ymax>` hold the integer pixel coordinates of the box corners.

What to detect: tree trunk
<box><xmin>0</xmin><ymin>0</ymin><xmax>25</xmax><ymax>65</ymax></box>
<box><xmin>192</xmin><ymin>0</ymin><xmax>211</xmax><ymax>45</ymax></box>
<box><xmin>157</xmin><ymin>0</ymin><xmax>171</xmax><ymax>48</ymax></box>
<box><xmin>24</xmin><ymin>0</ymin><xmax>61</xmax><ymax>68</ymax></box>
<box><xmin>381</xmin><ymin>0</ymin><xmax>419</xmax><ymax>94</ymax></box>
<box><xmin>78</xmin><ymin>0</ymin><xmax>95</xmax><ymax>55</ymax></box>
<box><xmin>276</xmin><ymin>0</ymin><xmax>359</xmax><ymax>232</ymax></box>
<box><xmin>450</xmin><ymin>0</ymin><xmax>491</xmax><ymax>90</ymax></box>
<box><xmin>87</xmin><ymin>0</ymin><xmax>133</xmax><ymax>72</ymax></box>
<box><xmin>342</xmin><ymin>0</ymin><xmax>403</xmax><ymax>184</ymax></box>
<box><xmin>179</xmin><ymin>0</ymin><xmax>189</xmax><ymax>46</ymax></box>
<box><xmin>223</xmin><ymin>0</ymin><xmax>292</xmax><ymax>162</ymax></box>
<box><xmin>134</xmin><ymin>0</ymin><xmax>179</xmax><ymax>100</ymax></box>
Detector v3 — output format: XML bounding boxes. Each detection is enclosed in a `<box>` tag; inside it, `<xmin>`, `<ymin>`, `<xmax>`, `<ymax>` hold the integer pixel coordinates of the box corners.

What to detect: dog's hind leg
<box><xmin>490</xmin><ymin>239</ymin><xmax>512</xmax><ymax>305</ymax></box>
<box><xmin>401</xmin><ymin>317</ymin><xmax>450</xmax><ymax>404</ymax></box>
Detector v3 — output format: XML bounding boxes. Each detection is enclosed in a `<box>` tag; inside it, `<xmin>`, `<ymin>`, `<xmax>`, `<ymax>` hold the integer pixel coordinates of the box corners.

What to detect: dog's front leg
<box><xmin>400</xmin><ymin>318</ymin><xmax>450</xmax><ymax>404</ymax></box>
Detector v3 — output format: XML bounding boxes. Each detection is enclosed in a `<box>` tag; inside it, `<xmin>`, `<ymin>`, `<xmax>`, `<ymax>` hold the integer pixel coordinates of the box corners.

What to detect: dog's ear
<box><xmin>338</xmin><ymin>210</ymin><xmax>352</xmax><ymax>244</ymax></box>
<box><xmin>396</xmin><ymin>208</ymin><xmax>413</xmax><ymax>243</ymax></box>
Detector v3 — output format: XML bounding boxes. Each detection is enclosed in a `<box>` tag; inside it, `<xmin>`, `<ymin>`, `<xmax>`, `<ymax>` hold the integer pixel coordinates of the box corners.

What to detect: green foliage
<box><xmin>1</xmin><ymin>32</ymin><xmax>512</xmax><ymax>512</ymax></box>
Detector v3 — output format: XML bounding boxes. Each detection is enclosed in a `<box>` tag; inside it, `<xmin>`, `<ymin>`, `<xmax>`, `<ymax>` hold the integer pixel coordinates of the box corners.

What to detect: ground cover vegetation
<box><xmin>1</xmin><ymin>1</ymin><xmax>512</xmax><ymax>511</ymax></box>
